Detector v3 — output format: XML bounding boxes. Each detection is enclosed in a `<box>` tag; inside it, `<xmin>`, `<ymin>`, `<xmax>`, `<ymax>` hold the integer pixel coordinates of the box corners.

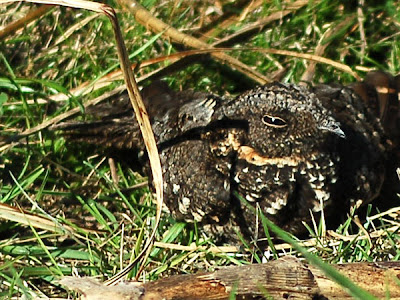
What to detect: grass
<box><xmin>0</xmin><ymin>0</ymin><xmax>400</xmax><ymax>298</ymax></box>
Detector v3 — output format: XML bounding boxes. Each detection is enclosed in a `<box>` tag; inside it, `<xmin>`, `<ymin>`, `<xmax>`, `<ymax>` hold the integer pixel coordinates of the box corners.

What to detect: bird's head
<box><xmin>221</xmin><ymin>83</ymin><xmax>345</xmax><ymax>158</ymax></box>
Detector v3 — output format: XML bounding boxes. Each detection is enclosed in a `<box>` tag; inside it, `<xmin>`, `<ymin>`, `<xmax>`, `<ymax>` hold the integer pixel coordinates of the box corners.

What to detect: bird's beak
<box><xmin>319</xmin><ymin>123</ymin><xmax>346</xmax><ymax>139</ymax></box>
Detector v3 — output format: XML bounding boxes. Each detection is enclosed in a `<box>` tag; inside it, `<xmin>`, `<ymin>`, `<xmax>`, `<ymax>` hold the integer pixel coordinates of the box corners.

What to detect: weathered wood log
<box><xmin>60</xmin><ymin>256</ymin><xmax>400</xmax><ymax>299</ymax></box>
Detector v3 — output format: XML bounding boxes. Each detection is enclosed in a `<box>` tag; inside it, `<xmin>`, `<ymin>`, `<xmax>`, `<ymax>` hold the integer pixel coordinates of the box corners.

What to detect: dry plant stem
<box><xmin>100</xmin><ymin>5</ymin><xmax>163</xmax><ymax>284</ymax></box>
<box><xmin>301</xmin><ymin>15</ymin><xmax>356</xmax><ymax>83</ymax></box>
<box><xmin>352</xmin><ymin>215</ymin><xmax>373</xmax><ymax>252</ymax></box>
<box><xmin>196</xmin><ymin>0</ymin><xmax>253</xmax><ymax>41</ymax></box>
<box><xmin>0</xmin><ymin>202</ymin><xmax>98</xmax><ymax>238</ymax></box>
<box><xmin>213</xmin><ymin>0</ymin><xmax>310</xmax><ymax>48</ymax></box>
<box><xmin>161</xmin><ymin>47</ymin><xmax>360</xmax><ymax>80</ymax></box>
<box><xmin>117</xmin><ymin>0</ymin><xmax>272</xmax><ymax>84</ymax></box>
<box><xmin>271</xmin><ymin>225</ymin><xmax>399</xmax><ymax>251</ymax></box>
<box><xmin>368</xmin><ymin>206</ymin><xmax>400</xmax><ymax>220</ymax></box>
<box><xmin>153</xmin><ymin>242</ymin><xmax>239</xmax><ymax>254</ymax></box>
<box><xmin>357</xmin><ymin>0</ymin><xmax>366</xmax><ymax>64</ymax></box>
<box><xmin>0</xmin><ymin>85</ymin><xmax>127</xmax><ymax>152</ymax></box>
<box><xmin>54</xmin><ymin>12</ymin><xmax>99</xmax><ymax>45</ymax></box>
<box><xmin>0</xmin><ymin>0</ymin><xmax>163</xmax><ymax>285</ymax></box>
<box><xmin>261</xmin><ymin>47</ymin><xmax>361</xmax><ymax>80</ymax></box>
<box><xmin>0</xmin><ymin>4</ymin><xmax>53</xmax><ymax>39</ymax></box>
<box><xmin>108</xmin><ymin>157</ymin><xmax>119</xmax><ymax>185</ymax></box>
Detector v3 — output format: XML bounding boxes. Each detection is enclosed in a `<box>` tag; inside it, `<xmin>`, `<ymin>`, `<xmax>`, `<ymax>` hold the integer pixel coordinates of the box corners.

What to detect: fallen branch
<box><xmin>61</xmin><ymin>256</ymin><xmax>400</xmax><ymax>299</ymax></box>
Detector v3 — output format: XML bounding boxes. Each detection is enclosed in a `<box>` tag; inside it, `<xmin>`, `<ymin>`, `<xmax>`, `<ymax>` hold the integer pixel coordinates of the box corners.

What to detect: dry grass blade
<box><xmin>117</xmin><ymin>0</ymin><xmax>272</xmax><ymax>84</ymax></box>
<box><xmin>260</xmin><ymin>47</ymin><xmax>361</xmax><ymax>80</ymax></box>
<box><xmin>268</xmin><ymin>224</ymin><xmax>400</xmax><ymax>252</ymax></box>
<box><xmin>153</xmin><ymin>242</ymin><xmax>239</xmax><ymax>254</ymax></box>
<box><xmin>357</xmin><ymin>0</ymin><xmax>367</xmax><ymax>64</ymax></box>
<box><xmin>301</xmin><ymin>15</ymin><xmax>356</xmax><ymax>83</ymax></box>
<box><xmin>100</xmin><ymin>4</ymin><xmax>163</xmax><ymax>284</ymax></box>
<box><xmin>0</xmin><ymin>3</ymin><xmax>53</xmax><ymax>39</ymax></box>
<box><xmin>54</xmin><ymin>12</ymin><xmax>99</xmax><ymax>46</ymax></box>
<box><xmin>0</xmin><ymin>203</ymin><xmax>97</xmax><ymax>235</ymax></box>
<box><xmin>0</xmin><ymin>0</ymin><xmax>163</xmax><ymax>285</ymax></box>
<box><xmin>0</xmin><ymin>85</ymin><xmax>127</xmax><ymax>151</ymax></box>
<box><xmin>196</xmin><ymin>0</ymin><xmax>258</xmax><ymax>41</ymax></box>
<box><xmin>213</xmin><ymin>0</ymin><xmax>311</xmax><ymax>47</ymax></box>
<box><xmin>137</xmin><ymin>47</ymin><xmax>361</xmax><ymax>80</ymax></box>
<box><xmin>367</xmin><ymin>206</ymin><xmax>400</xmax><ymax>221</ymax></box>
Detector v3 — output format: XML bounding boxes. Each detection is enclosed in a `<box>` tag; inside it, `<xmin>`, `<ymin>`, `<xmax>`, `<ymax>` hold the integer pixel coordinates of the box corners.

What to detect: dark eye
<box><xmin>262</xmin><ymin>114</ymin><xmax>287</xmax><ymax>128</ymax></box>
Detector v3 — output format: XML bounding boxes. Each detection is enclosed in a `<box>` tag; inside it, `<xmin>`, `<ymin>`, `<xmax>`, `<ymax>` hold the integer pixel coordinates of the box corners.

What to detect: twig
<box><xmin>61</xmin><ymin>257</ymin><xmax>400</xmax><ymax>299</ymax></box>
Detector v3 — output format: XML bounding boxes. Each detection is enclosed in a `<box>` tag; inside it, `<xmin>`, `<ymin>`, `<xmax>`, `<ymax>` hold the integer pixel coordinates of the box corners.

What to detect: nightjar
<box><xmin>53</xmin><ymin>72</ymin><xmax>399</xmax><ymax>241</ymax></box>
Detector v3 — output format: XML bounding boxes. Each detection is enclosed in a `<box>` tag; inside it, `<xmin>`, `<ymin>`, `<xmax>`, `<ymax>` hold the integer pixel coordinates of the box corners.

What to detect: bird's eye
<box><xmin>262</xmin><ymin>114</ymin><xmax>287</xmax><ymax>128</ymax></box>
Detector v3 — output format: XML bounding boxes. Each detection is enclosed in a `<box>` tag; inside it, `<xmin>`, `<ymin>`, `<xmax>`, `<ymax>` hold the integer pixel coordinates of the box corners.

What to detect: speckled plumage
<box><xmin>54</xmin><ymin>73</ymin><xmax>399</xmax><ymax>241</ymax></box>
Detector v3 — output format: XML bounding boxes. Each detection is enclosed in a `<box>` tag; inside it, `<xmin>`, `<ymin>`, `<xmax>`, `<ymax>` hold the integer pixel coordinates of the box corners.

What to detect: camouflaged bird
<box><xmin>53</xmin><ymin>72</ymin><xmax>399</xmax><ymax>241</ymax></box>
